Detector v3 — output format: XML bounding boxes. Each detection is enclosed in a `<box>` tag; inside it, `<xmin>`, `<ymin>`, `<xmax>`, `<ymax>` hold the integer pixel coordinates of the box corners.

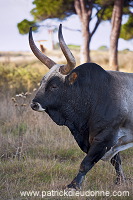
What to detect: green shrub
<box><xmin>0</xmin><ymin>62</ymin><xmax>47</xmax><ymax>93</ymax></box>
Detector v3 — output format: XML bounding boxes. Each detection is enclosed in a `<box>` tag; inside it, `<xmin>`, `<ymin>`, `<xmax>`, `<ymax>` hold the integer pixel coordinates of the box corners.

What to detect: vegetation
<box><xmin>68</xmin><ymin>44</ymin><xmax>80</xmax><ymax>50</ymax></box>
<box><xmin>17</xmin><ymin>0</ymin><xmax>133</xmax><ymax>66</ymax></box>
<box><xmin>17</xmin><ymin>19</ymin><xmax>37</xmax><ymax>35</ymax></box>
<box><xmin>98</xmin><ymin>45</ymin><xmax>108</xmax><ymax>51</ymax></box>
<box><xmin>120</xmin><ymin>14</ymin><xmax>133</xmax><ymax>40</ymax></box>
<box><xmin>0</xmin><ymin>51</ymin><xmax>133</xmax><ymax>199</ymax></box>
<box><xmin>0</xmin><ymin>60</ymin><xmax>48</xmax><ymax>94</ymax></box>
<box><xmin>17</xmin><ymin>0</ymin><xmax>116</xmax><ymax>63</ymax></box>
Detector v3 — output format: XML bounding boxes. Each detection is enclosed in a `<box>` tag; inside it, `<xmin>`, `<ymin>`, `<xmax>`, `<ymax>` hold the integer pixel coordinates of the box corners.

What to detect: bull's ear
<box><xmin>68</xmin><ymin>72</ymin><xmax>78</xmax><ymax>85</ymax></box>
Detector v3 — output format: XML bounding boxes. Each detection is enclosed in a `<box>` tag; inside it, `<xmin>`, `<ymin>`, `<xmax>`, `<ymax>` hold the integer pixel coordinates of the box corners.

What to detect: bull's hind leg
<box><xmin>110</xmin><ymin>153</ymin><xmax>126</xmax><ymax>184</ymax></box>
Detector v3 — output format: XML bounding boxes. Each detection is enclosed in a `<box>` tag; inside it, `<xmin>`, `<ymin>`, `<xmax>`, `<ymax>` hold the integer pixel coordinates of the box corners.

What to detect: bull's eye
<box><xmin>49</xmin><ymin>84</ymin><xmax>58</xmax><ymax>91</ymax></box>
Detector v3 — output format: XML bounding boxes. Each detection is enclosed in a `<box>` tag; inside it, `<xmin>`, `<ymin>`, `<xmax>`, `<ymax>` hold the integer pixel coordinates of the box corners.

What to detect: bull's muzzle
<box><xmin>30</xmin><ymin>102</ymin><xmax>45</xmax><ymax>112</ymax></box>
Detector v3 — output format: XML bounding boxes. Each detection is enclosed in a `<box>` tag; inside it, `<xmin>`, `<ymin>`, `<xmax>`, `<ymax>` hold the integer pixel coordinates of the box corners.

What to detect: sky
<box><xmin>0</xmin><ymin>0</ymin><xmax>133</xmax><ymax>52</ymax></box>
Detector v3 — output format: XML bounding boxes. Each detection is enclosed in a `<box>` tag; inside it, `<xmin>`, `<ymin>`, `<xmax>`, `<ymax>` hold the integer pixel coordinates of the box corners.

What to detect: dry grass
<box><xmin>1</xmin><ymin>49</ymin><xmax>133</xmax><ymax>71</ymax></box>
<box><xmin>0</xmin><ymin>90</ymin><xmax>133</xmax><ymax>200</ymax></box>
<box><xmin>91</xmin><ymin>50</ymin><xmax>133</xmax><ymax>72</ymax></box>
<box><xmin>0</xmin><ymin>50</ymin><xmax>133</xmax><ymax>199</ymax></box>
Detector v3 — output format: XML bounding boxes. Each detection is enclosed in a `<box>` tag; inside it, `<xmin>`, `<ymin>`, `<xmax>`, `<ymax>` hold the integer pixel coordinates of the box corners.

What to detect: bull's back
<box><xmin>108</xmin><ymin>70</ymin><xmax>133</xmax><ymax>128</ymax></box>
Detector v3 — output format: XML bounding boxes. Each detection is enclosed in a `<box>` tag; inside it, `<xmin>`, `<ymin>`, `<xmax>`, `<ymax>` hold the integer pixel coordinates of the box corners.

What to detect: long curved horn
<box><xmin>58</xmin><ymin>24</ymin><xmax>76</xmax><ymax>75</ymax></box>
<box><xmin>29</xmin><ymin>27</ymin><xmax>56</xmax><ymax>69</ymax></box>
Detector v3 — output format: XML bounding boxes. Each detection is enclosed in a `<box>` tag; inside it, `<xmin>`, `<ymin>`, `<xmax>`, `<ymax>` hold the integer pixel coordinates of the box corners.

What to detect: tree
<box><xmin>109</xmin><ymin>0</ymin><xmax>124</xmax><ymax>71</ymax></box>
<box><xmin>109</xmin><ymin>0</ymin><xmax>133</xmax><ymax>71</ymax></box>
<box><xmin>17</xmin><ymin>19</ymin><xmax>37</xmax><ymax>34</ymax></box>
<box><xmin>18</xmin><ymin>0</ymin><xmax>111</xmax><ymax>63</ymax></box>
<box><xmin>120</xmin><ymin>13</ymin><xmax>133</xmax><ymax>40</ymax></box>
<box><xmin>73</xmin><ymin>0</ymin><xmax>108</xmax><ymax>63</ymax></box>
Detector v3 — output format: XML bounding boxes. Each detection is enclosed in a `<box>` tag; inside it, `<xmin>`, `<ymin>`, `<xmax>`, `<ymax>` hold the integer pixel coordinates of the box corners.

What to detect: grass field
<box><xmin>0</xmin><ymin>50</ymin><xmax>133</xmax><ymax>199</ymax></box>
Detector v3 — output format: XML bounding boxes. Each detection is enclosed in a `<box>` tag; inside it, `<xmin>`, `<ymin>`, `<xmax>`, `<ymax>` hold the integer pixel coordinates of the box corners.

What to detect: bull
<box><xmin>29</xmin><ymin>24</ymin><xmax>133</xmax><ymax>189</ymax></box>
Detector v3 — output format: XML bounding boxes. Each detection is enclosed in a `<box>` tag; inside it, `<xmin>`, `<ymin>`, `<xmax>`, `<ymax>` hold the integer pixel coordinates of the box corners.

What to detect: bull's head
<box><xmin>30</xmin><ymin>24</ymin><xmax>77</xmax><ymax>124</ymax></box>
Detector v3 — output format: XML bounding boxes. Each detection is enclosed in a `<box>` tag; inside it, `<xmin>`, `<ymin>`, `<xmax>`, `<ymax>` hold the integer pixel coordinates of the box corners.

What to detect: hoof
<box><xmin>67</xmin><ymin>182</ymin><xmax>81</xmax><ymax>190</ymax></box>
<box><xmin>115</xmin><ymin>176</ymin><xmax>126</xmax><ymax>185</ymax></box>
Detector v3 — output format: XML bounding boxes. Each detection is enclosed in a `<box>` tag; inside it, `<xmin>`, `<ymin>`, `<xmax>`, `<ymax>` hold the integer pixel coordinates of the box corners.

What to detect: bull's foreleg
<box><xmin>67</xmin><ymin>137</ymin><xmax>109</xmax><ymax>190</ymax></box>
<box><xmin>110</xmin><ymin>153</ymin><xmax>125</xmax><ymax>184</ymax></box>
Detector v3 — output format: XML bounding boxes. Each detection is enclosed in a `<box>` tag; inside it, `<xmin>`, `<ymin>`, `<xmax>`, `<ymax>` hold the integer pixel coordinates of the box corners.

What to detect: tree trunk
<box><xmin>74</xmin><ymin>0</ymin><xmax>92</xmax><ymax>64</ymax></box>
<box><xmin>80</xmin><ymin>17</ymin><xmax>91</xmax><ymax>63</ymax></box>
<box><xmin>109</xmin><ymin>0</ymin><xmax>123</xmax><ymax>71</ymax></box>
<box><xmin>74</xmin><ymin>0</ymin><xmax>105</xmax><ymax>64</ymax></box>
